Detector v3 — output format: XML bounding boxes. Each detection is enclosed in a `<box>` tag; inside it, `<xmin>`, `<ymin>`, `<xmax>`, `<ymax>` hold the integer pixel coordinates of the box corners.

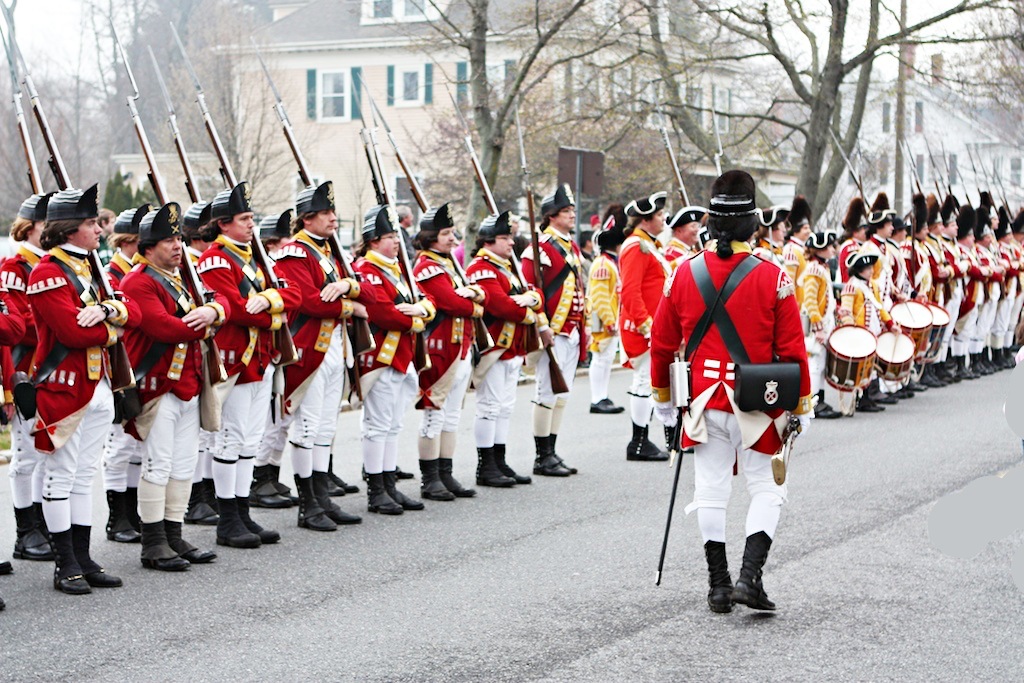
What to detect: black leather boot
<box><xmin>140</xmin><ymin>521</ymin><xmax>190</xmax><ymax>572</ymax></box>
<box><xmin>295</xmin><ymin>474</ymin><xmax>337</xmax><ymax>531</ymax></box>
<box><xmin>72</xmin><ymin>525</ymin><xmax>123</xmax><ymax>588</ymax></box>
<box><xmin>185</xmin><ymin>482</ymin><xmax>218</xmax><ymax>525</ymax></box>
<box><xmin>731</xmin><ymin>531</ymin><xmax>776</xmax><ymax>611</ymax></box>
<box><xmin>13</xmin><ymin>505</ymin><xmax>53</xmax><ymax>561</ymax></box>
<box><xmin>438</xmin><ymin>457</ymin><xmax>477</xmax><ymax>497</ymax></box>
<box><xmin>236</xmin><ymin>497</ymin><xmax>280</xmax><ymax>544</ymax></box>
<box><xmin>813</xmin><ymin>390</ymin><xmax>842</xmax><ymax>419</ymax></box>
<box><xmin>493</xmin><ymin>444</ymin><xmax>531</xmax><ymax>484</ymax></box>
<box><xmin>105</xmin><ymin>490</ymin><xmax>141</xmax><ymax>543</ymax></box>
<box><xmin>203</xmin><ymin>479</ymin><xmax>219</xmax><ymax>513</ymax></box>
<box><xmin>165</xmin><ymin>520</ymin><xmax>216</xmax><ymax>563</ymax></box>
<box><xmin>124</xmin><ymin>487</ymin><xmax>142</xmax><ymax>534</ymax></box>
<box><xmin>957</xmin><ymin>355</ymin><xmax>978</xmax><ymax>380</ymax></box>
<box><xmin>215</xmin><ymin>498</ymin><xmax>261</xmax><ymax>548</ymax></box>
<box><xmin>268</xmin><ymin>464</ymin><xmax>299</xmax><ymax>503</ymax></box>
<box><xmin>384</xmin><ymin>470</ymin><xmax>424</xmax><ymax>511</ymax></box>
<box><xmin>477</xmin><ymin>447</ymin><xmax>516</xmax><ymax>486</ymax></box>
<box><xmin>366</xmin><ymin>472</ymin><xmax>403</xmax><ymax>515</ymax></box>
<box><xmin>626</xmin><ymin>422</ymin><xmax>669</xmax><ymax>461</ymax></box>
<box><xmin>50</xmin><ymin>529</ymin><xmax>89</xmax><ymax>595</ymax></box>
<box><xmin>328</xmin><ymin>454</ymin><xmax>359</xmax><ymax>494</ymax></box>
<box><xmin>549</xmin><ymin>434</ymin><xmax>577</xmax><ymax>474</ymax></box>
<box><xmin>704</xmin><ymin>541</ymin><xmax>733</xmax><ymax>613</ymax></box>
<box><xmin>419</xmin><ymin>460</ymin><xmax>455</xmax><ymax>501</ymax></box>
<box><xmin>532</xmin><ymin>436</ymin><xmax>571</xmax><ymax>477</ymax></box>
<box><xmin>312</xmin><ymin>472</ymin><xmax>362</xmax><ymax>524</ymax></box>
<box><xmin>249</xmin><ymin>465</ymin><xmax>292</xmax><ymax>509</ymax></box>
<box><xmin>395</xmin><ymin>466</ymin><xmax>415</xmax><ymax>480</ymax></box>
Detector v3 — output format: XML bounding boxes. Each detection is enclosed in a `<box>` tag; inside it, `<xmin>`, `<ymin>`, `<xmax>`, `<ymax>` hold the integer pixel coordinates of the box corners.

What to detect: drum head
<box><xmin>928</xmin><ymin>304</ymin><xmax>951</xmax><ymax>327</ymax></box>
<box><xmin>890</xmin><ymin>301</ymin><xmax>933</xmax><ymax>330</ymax></box>
<box><xmin>876</xmin><ymin>331</ymin><xmax>915</xmax><ymax>363</ymax></box>
<box><xmin>828</xmin><ymin>325</ymin><xmax>877</xmax><ymax>356</ymax></box>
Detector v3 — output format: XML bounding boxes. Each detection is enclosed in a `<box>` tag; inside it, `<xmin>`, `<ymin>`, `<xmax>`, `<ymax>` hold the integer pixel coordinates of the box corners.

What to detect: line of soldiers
<box><xmin>0</xmin><ymin>175</ymin><xmax>596</xmax><ymax>605</ymax></box>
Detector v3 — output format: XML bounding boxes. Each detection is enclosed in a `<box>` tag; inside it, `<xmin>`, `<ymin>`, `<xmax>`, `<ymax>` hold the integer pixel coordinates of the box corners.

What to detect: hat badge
<box><xmin>326</xmin><ymin>184</ymin><xmax>335</xmax><ymax>205</ymax></box>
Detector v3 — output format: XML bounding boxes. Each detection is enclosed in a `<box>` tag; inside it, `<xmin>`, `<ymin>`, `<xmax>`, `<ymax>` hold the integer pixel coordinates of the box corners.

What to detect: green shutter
<box><xmin>387</xmin><ymin>65</ymin><xmax>395</xmax><ymax>106</ymax></box>
<box><xmin>350</xmin><ymin>67</ymin><xmax>362</xmax><ymax>120</ymax></box>
<box><xmin>306</xmin><ymin>69</ymin><xmax>317</xmax><ymax>120</ymax></box>
<box><xmin>456</xmin><ymin>61</ymin><xmax>468</xmax><ymax>104</ymax></box>
<box><xmin>424</xmin><ymin>63</ymin><xmax>433</xmax><ymax>104</ymax></box>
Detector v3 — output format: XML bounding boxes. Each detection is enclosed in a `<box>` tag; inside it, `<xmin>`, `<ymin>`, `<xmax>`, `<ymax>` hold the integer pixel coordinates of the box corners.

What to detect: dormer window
<box><xmin>363</xmin><ymin>0</ymin><xmax>436</xmax><ymax>23</ymax></box>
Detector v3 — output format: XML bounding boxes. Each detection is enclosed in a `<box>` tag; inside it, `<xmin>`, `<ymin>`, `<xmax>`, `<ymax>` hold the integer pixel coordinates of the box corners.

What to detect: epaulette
<box><xmin>415</xmin><ymin>264</ymin><xmax>446</xmax><ymax>282</ymax></box>
<box><xmin>197</xmin><ymin>255</ymin><xmax>231</xmax><ymax>274</ymax></box>
<box><xmin>469</xmin><ymin>270</ymin><xmax>496</xmax><ymax>282</ymax></box>
<box><xmin>775</xmin><ymin>269</ymin><xmax>795</xmax><ymax>300</ymax></box>
<box><xmin>590</xmin><ymin>263</ymin><xmax>610</xmax><ymax>280</ymax></box>
<box><xmin>276</xmin><ymin>245</ymin><xmax>308</xmax><ymax>260</ymax></box>
<box><xmin>27</xmin><ymin>276</ymin><xmax>68</xmax><ymax>294</ymax></box>
<box><xmin>806</xmin><ymin>260</ymin><xmax>828</xmax><ymax>278</ymax></box>
<box><xmin>363</xmin><ymin>272</ymin><xmax>383</xmax><ymax>286</ymax></box>
<box><xmin>842</xmin><ymin>281</ymin><xmax>857</xmax><ymax>295</ymax></box>
<box><xmin>1</xmin><ymin>271</ymin><xmax>25</xmax><ymax>292</ymax></box>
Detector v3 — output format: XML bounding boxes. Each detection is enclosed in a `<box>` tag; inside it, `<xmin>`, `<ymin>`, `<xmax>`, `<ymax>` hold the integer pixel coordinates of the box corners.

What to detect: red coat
<box><xmin>619</xmin><ymin>228</ymin><xmax>670</xmax><ymax>359</ymax></box>
<box><xmin>197</xmin><ymin>236</ymin><xmax>298</xmax><ymax>384</ymax></box>
<box><xmin>414</xmin><ymin>250</ymin><xmax>483</xmax><ymax>408</ymax></box>
<box><xmin>273</xmin><ymin>233</ymin><xmax>376</xmax><ymax>410</ymax></box>
<box><xmin>0</xmin><ymin>246</ymin><xmax>42</xmax><ymax>373</ymax></box>
<box><xmin>356</xmin><ymin>251</ymin><xmax>435</xmax><ymax>375</ymax></box>
<box><xmin>650</xmin><ymin>246</ymin><xmax>811</xmax><ymax>455</ymax></box>
<box><xmin>106</xmin><ymin>251</ymin><xmax>134</xmax><ymax>288</ymax></box>
<box><xmin>119</xmin><ymin>261</ymin><xmax>228</xmax><ymax>407</ymax></box>
<box><xmin>28</xmin><ymin>247</ymin><xmax>141</xmax><ymax>452</ymax></box>
<box><xmin>837</xmin><ymin>238</ymin><xmax>862</xmax><ymax>283</ymax></box>
<box><xmin>466</xmin><ymin>248</ymin><xmax>541</xmax><ymax>360</ymax></box>
<box><xmin>522</xmin><ymin>228</ymin><xmax>587</xmax><ymax>360</ymax></box>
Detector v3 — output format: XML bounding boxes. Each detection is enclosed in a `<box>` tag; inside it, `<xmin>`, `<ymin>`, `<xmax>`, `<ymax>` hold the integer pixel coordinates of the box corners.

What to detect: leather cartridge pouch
<box><xmin>733</xmin><ymin>362</ymin><xmax>801</xmax><ymax>412</ymax></box>
<box><xmin>12</xmin><ymin>371</ymin><xmax>35</xmax><ymax>421</ymax></box>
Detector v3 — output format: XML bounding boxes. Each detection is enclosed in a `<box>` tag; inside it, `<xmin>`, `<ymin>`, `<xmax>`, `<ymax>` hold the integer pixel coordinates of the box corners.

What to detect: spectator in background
<box><xmin>396</xmin><ymin>204</ymin><xmax>416</xmax><ymax>257</ymax></box>
<box><xmin>96</xmin><ymin>208</ymin><xmax>115</xmax><ymax>265</ymax></box>
<box><xmin>578</xmin><ymin>229</ymin><xmax>594</xmax><ymax>278</ymax></box>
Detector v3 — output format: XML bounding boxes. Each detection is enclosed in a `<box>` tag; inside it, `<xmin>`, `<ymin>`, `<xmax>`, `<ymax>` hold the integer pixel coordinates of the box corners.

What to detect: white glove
<box><xmin>654</xmin><ymin>401</ymin><xmax>678</xmax><ymax>428</ymax></box>
<box><xmin>796</xmin><ymin>413</ymin><xmax>811</xmax><ymax>435</ymax></box>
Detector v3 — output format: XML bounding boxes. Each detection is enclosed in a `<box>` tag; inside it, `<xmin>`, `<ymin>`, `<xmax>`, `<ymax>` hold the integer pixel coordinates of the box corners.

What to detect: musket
<box><xmin>111</xmin><ymin>26</ymin><xmax>227</xmax><ymax>386</ymax></box>
<box><xmin>710</xmin><ymin>98</ymin><xmax>724</xmax><ymax>177</ymax></box>
<box><xmin>901</xmin><ymin>136</ymin><xmax>925</xmax><ymax>194</ymax></box>
<box><xmin>148</xmin><ymin>47</ymin><xmax>200</xmax><ymax>204</ymax></box>
<box><xmin>0</xmin><ymin>23</ymin><xmax>41</xmax><ymax>194</ymax></box>
<box><xmin>965</xmin><ymin>142</ymin><xmax>986</xmax><ymax>205</ymax></box>
<box><xmin>361</xmin><ymin>86</ymin><xmax>495</xmax><ymax>355</ymax></box>
<box><xmin>356</xmin><ymin>77</ymin><xmax>430</xmax><ymax>371</ymax></box>
<box><xmin>171</xmin><ymin>22</ymin><xmax>298</xmax><ymax>367</ymax></box>
<box><xmin>511</xmin><ymin>98</ymin><xmax>569</xmax><ymax>393</ymax></box>
<box><xmin>251</xmin><ymin>40</ymin><xmax>376</xmax><ymax>375</ymax></box>
<box><xmin>922</xmin><ymin>137</ymin><xmax>946</xmax><ymax>200</ymax></box>
<box><xmin>652</xmin><ymin>82</ymin><xmax>689</xmax><ymax>206</ymax></box>
<box><xmin>827</xmin><ymin>128</ymin><xmax>868</xmax><ymax>205</ymax></box>
<box><xmin>991</xmin><ymin>159</ymin><xmax>1011</xmax><ymax>210</ymax></box>
<box><xmin>4</xmin><ymin>23</ymin><xmax>135</xmax><ymax>392</ymax></box>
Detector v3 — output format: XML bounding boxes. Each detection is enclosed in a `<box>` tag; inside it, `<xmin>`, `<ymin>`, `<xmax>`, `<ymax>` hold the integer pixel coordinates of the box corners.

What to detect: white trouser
<box><xmin>973</xmin><ymin>298</ymin><xmax>997</xmax><ymax>354</ymax></box>
<box><xmin>256</xmin><ymin>364</ymin><xmax>288</xmax><ymax>466</ymax></box>
<box><xmin>43</xmin><ymin>379</ymin><xmax>115</xmax><ymax>502</ymax></box>
<box><xmin>214</xmin><ymin>366</ymin><xmax>273</xmax><ymax>499</ymax></box>
<box><xmin>589</xmin><ymin>336</ymin><xmax>618</xmax><ymax>404</ymax></box>
<box><xmin>534</xmin><ymin>328</ymin><xmax>580</xmax><ymax>406</ymax></box>
<box><xmin>8</xmin><ymin>412</ymin><xmax>45</xmax><ymax>508</ymax></box>
<box><xmin>952</xmin><ymin>304</ymin><xmax>978</xmax><ymax>357</ymax></box>
<box><xmin>290</xmin><ymin>327</ymin><xmax>346</xmax><ymax>450</ymax></box>
<box><xmin>941</xmin><ymin>286</ymin><xmax>964</xmax><ymax>360</ymax></box>
<box><xmin>361</xmin><ymin>365</ymin><xmax>418</xmax><ymax>473</ymax></box>
<box><xmin>103</xmin><ymin>423</ymin><xmax>142</xmax><ymax>491</ymax></box>
<box><xmin>420</xmin><ymin>355</ymin><xmax>472</xmax><ymax>440</ymax></box>
<box><xmin>627</xmin><ymin>350</ymin><xmax>652</xmax><ymax>426</ymax></box>
<box><xmin>808</xmin><ymin>343</ymin><xmax>827</xmax><ymax>397</ymax></box>
<box><xmin>474</xmin><ymin>356</ymin><xmax>523</xmax><ymax>448</ymax></box>
<box><xmin>192</xmin><ymin>430</ymin><xmax>216</xmax><ymax>483</ymax></box>
<box><xmin>992</xmin><ymin>296</ymin><xmax>1012</xmax><ymax>348</ymax></box>
<box><xmin>684</xmin><ymin>409</ymin><xmax>786</xmax><ymax>542</ymax></box>
<box><xmin>142</xmin><ymin>394</ymin><xmax>200</xmax><ymax>486</ymax></box>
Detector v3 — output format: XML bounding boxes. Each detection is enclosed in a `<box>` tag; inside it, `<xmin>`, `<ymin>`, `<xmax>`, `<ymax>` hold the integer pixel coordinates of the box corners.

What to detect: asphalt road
<box><xmin>0</xmin><ymin>368</ymin><xmax>1022</xmax><ymax>682</ymax></box>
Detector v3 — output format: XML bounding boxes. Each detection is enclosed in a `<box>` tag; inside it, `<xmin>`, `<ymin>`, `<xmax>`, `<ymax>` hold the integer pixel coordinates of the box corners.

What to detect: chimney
<box><xmin>931</xmin><ymin>54</ymin><xmax>945</xmax><ymax>85</ymax></box>
<box><xmin>903</xmin><ymin>44</ymin><xmax>916</xmax><ymax>80</ymax></box>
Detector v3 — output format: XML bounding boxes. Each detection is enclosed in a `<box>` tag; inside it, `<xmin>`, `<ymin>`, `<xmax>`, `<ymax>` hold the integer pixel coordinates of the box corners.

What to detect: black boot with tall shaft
<box><xmin>704</xmin><ymin>541</ymin><xmax>733</xmax><ymax>613</ymax></box>
<box><xmin>731</xmin><ymin>531</ymin><xmax>776</xmax><ymax>611</ymax></box>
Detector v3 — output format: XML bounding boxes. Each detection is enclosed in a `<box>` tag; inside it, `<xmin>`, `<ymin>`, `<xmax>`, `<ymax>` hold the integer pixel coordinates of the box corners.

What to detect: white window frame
<box><xmin>361</xmin><ymin>0</ymin><xmax>438</xmax><ymax>24</ymax></box>
<box><xmin>395</xmin><ymin>64</ymin><xmax>425</xmax><ymax>108</ymax></box>
<box><xmin>318</xmin><ymin>70</ymin><xmax>350</xmax><ymax>122</ymax></box>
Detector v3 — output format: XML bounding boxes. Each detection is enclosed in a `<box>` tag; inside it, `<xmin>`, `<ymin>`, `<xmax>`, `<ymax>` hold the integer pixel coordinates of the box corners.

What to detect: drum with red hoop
<box><xmin>875</xmin><ymin>331</ymin><xmax>916</xmax><ymax>381</ymax></box>
<box><xmin>889</xmin><ymin>301</ymin><xmax>933</xmax><ymax>359</ymax></box>
<box><xmin>922</xmin><ymin>304</ymin><xmax>951</xmax><ymax>363</ymax></box>
<box><xmin>825</xmin><ymin>325</ymin><xmax>877</xmax><ymax>391</ymax></box>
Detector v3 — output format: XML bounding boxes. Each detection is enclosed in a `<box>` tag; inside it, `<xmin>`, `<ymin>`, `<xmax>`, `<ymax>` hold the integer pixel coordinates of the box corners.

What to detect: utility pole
<box><xmin>893</xmin><ymin>0</ymin><xmax>908</xmax><ymax>214</ymax></box>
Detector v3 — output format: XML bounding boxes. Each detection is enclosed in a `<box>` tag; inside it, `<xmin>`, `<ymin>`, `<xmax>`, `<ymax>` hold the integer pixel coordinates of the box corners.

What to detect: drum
<box><xmin>875</xmin><ymin>331</ymin><xmax>916</xmax><ymax>381</ymax></box>
<box><xmin>825</xmin><ymin>325</ymin><xmax>877</xmax><ymax>391</ymax></box>
<box><xmin>890</xmin><ymin>301</ymin><xmax>933</xmax><ymax>359</ymax></box>
<box><xmin>922</xmin><ymin>304</ymin><xmax>951</xmax><ymax>363</ymax></box>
